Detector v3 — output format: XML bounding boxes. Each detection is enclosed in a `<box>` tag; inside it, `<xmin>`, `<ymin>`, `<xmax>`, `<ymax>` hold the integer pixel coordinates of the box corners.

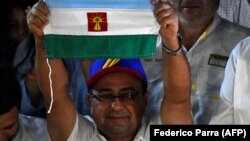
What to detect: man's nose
<box><xmin>110</xmin><ymin>97</ymin><xmax>124</xmax><ymax>111</ymax></box>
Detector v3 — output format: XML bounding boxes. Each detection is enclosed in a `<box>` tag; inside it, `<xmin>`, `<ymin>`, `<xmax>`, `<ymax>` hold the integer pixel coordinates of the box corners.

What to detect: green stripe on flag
<box><xmin>44</xmin><ymin>35</ymin><xmax>157</xmax><ymax>59</ymax></box>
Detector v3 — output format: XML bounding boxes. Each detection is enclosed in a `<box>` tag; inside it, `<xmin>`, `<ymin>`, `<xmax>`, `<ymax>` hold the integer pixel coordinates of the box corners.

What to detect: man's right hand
<box><xmin>27</xmin><ymin>0</ymin><xmax>50</xmax><ymax>39</ymax></box>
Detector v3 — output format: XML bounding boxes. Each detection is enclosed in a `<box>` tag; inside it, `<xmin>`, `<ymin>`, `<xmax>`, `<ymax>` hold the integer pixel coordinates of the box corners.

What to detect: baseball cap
<box><xmin>87</xmin><ymin>58</ymin><xmax>147</xmax><ymax>88</ymax></box>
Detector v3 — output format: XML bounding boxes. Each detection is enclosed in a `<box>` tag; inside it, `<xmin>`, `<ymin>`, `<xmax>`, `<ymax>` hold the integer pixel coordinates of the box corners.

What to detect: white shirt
<box><xmin>13</xmin><ymin>114</ymin><xmax>50</xmax><ymax>141</ymax></box>
<box><xmin>210</xmin><ymin>36</ymin><xmax>250</xmax><ymax>124</ymax></box>
<box><xmin>67</xmin><ymin>113</ymin><xmax>161</xmax><ymax>141</ymax></box>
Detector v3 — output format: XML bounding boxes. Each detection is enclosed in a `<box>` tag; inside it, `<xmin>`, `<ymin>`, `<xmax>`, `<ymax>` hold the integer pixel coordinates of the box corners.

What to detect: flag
<box><xmin>44</xmin><ymin>0</ymin><xmax>160</xmax><ymax>59</ymax></box>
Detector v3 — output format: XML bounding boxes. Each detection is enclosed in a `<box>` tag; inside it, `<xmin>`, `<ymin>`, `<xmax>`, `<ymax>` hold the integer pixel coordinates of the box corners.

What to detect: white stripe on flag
<box><xmin>44</xmin><ymin>8</ymin><xmax>160</xmax><ymax>36</ymax></box>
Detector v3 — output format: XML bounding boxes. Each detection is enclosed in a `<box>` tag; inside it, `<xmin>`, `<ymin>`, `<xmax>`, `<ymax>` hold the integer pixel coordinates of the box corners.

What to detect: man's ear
<box><xmin>87</xmin><ymin>93</ymin><xmax>93</xmax><ymax>106</ymax></box>
<box><xmin>144</xmin><ymin>92</ymin><xmax>148</xmax><ymax>107</ymax></box>
<box><xmin>87</xmin><ymin>93</ymin><xmax>94</xmax><ymax>115</ymax></box>
<box><xmin>27</xmin><ymin>68</ymin><xmax>36</xmax><ymax>80</ymax></box>
<box><xmin>143</xmin><ymin>92</ymin><xmax>148</xmax><ymax>112</ymax></box>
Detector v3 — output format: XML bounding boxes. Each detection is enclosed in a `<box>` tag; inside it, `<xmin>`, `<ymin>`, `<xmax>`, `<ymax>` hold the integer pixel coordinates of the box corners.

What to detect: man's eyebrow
<box><xmin>97</xmin><ymin>88</ymin><xmax>135</xmax><ymax>93</ymax></box>
<box><xmin>97</xmin><ymin>88</ymin><xmax>113</xmax><ymax>93</ymax></box>
<box><xmin>120</xmin><ymin>88</ymin><xmax>136</xmax><ymax>92</ymax></box>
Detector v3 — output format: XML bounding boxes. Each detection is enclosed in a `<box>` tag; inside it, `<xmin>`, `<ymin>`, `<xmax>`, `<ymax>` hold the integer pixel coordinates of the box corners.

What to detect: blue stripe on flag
<box><xmin>44</xmin><ymin>0</ymin><xmax>153</xmax><ymax>9</ymax></box>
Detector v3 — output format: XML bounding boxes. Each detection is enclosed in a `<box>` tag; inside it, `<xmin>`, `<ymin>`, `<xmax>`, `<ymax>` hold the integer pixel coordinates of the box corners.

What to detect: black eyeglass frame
<box><xmin>89</xmin><ymin>89</ymin><xmax>143</xmax><ymax>104</ymax></box>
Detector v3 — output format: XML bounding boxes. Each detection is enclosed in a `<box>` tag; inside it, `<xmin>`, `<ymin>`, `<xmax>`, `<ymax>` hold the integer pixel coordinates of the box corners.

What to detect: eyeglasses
<box><xmin>89</xmin><ymin>89</ymin><xmax>142</xmax><ymax>104</ymax></box>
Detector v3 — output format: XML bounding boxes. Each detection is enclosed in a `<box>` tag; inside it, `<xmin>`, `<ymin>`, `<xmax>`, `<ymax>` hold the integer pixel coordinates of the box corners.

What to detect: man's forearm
<box><xmin>161</xmin><ymin>36</ymin><xmax>192</xmax><ymax>124</ymax></box>
<box><xmin>34</xmin><ymin>37</ymin><xmax>69</xmax><ymax>110</ymax></box>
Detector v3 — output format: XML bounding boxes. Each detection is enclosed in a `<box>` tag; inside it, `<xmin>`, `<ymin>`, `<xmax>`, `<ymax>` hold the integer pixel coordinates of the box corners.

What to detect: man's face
<box><xmin>171</xmin><ymin>0</ymin><xmax>220</xmax><ymax>27</ymax></box>
<box><xmin>0</xmin><ymin>107</ymin><xmax>19</xmax><ymax>141</ymax></box>
<box><xmin>8</xmin><ymin>7</ymin><xmax>30</xmax><ymax>45</ymax></box>
<box><xmin>89</xmin><ymin>72</ymin><xmax>147</xmax><ymax>140</ymax></box>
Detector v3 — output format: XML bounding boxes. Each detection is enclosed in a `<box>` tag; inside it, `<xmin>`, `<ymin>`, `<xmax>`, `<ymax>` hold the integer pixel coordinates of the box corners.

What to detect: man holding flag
<box><xmin>27</xmin><ymin>0</ymin><xmax>192</xmax><ymax>140</ymax></box>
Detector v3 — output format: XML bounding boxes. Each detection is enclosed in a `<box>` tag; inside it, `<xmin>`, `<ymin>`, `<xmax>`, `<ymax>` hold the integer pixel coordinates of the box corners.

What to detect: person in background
<box><xmin>13</xmin><ymin>34</ymin><xmax>90</xmax><ymax>118</ymax></box>
<box><xmin>13</xmin><ymin>34</ymin><xmax>46</xmax><ymax>118</ymax></box>
<box><xmin>0</xmin><ymin>0</ymin><xmax>36</xmax><ymax>69</ymax></box>
<box><xmin>210</xmin><ymin>36</ymin><xmax>250</xmax><ymax>124</ymax></box>
<box><xmin>0</xmin><ymin>66</ymin><xmax>50</xmax><ymax>141</ymax></box>
<box><xmin>143</xmin><ymin>0</ymin><xmax>250</xmax><ymax>124</ymax></box>
<box><xmin>27</xmin><ymin>0</ymin><xmax>192</xmax><ymax>140</ymax></box>
<box><xmin>218</xmin><ymin>0</ymin><xmax>250</xmax><ymax>29</ymax></box>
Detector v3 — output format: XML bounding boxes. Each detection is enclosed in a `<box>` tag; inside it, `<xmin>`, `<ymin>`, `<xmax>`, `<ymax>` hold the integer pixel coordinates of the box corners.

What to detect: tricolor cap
<box><xmin>87</xmin><ymin>59</ymin><xmax>147</xmax><ymax>88</ymax></box>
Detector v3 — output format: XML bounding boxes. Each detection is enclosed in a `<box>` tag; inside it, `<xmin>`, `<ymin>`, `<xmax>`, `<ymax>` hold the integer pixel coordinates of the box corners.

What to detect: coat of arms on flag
<box><xmin>43</xmin><ymin>0</ymin><xmax>160</xmax><ymax>59</ymax></box>
<box><xmin>87</xmin><ymin>12</ymin><xmax>107</xmax><ymax>32</ymax></box>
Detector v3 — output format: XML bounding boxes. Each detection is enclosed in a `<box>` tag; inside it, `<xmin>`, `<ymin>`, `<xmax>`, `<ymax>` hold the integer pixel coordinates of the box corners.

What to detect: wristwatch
<box><xmin>162</xmin><ymin>34</ymin><xmax>183</xmax><ymax>56</ymax></box>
